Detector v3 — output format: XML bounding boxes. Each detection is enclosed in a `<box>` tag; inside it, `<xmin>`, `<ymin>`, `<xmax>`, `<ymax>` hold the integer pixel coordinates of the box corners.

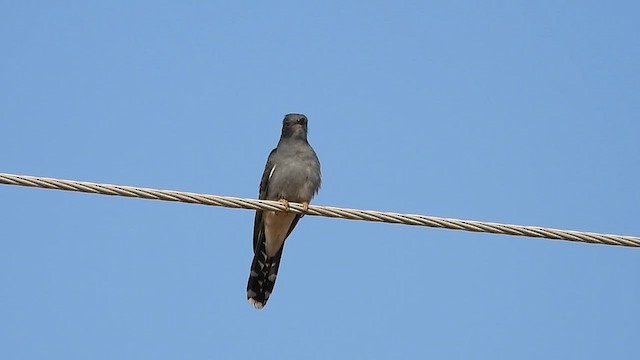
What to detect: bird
<box><xmin>246</xmin><ymin>114</ymin><xmax>321</xmax><ymax>309</ymax></box>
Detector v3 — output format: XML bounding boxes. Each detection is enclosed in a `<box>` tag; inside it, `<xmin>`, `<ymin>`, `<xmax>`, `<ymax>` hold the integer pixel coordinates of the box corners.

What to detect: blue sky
<box><xmin>1</xmin><ymin>1</ymin><xmax>639</xmax><ymax>359</ymax></box>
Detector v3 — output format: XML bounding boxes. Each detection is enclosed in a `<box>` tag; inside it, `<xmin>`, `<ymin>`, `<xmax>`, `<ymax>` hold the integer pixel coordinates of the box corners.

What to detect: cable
<box><xmin>1</xmin><ymin>172</ymin><xmax>638</xmax><ymax>247</ymax></box>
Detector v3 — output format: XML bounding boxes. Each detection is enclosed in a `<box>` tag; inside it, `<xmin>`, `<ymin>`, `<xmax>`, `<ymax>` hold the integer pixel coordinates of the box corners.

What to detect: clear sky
<box><xmin>1</xmin><ymin>1</ymin><xmax>639</xmax><ymax>359</ymax></box>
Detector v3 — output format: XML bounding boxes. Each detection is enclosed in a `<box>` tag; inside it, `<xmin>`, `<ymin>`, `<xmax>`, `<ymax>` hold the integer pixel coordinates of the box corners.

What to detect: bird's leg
<box><xmin>277</xmin><ymin>198</ymin><xmax>290</xmax><ymax>212</ymax></box>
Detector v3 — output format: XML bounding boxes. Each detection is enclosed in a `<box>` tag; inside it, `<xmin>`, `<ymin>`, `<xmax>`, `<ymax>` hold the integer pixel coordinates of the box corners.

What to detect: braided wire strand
<box><xmin>1</xmin><ymin>172</ymin><xmax>638</xmax><ymax>247</ymax></box>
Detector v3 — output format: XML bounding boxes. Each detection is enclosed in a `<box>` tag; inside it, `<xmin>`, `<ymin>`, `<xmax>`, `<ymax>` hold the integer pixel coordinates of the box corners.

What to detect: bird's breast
<box><xmin>268</xmin><ymin>156</ymin><xmax>320</xmax><ymax>202</ymax></box>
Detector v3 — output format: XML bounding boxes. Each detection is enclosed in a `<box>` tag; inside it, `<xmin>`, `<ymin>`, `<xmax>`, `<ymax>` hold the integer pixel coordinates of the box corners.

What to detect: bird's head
<box><xmin>280</xmin><ymin>114</ymin><xmax>308</xmax><ymax>141</ymax></box>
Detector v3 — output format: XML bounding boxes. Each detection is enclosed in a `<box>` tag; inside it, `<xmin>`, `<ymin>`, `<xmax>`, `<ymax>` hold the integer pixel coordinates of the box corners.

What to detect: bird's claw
<box><xmin>277</xmin><ymin>199</ymin><xmax>309</xmax><ymax>215</ymax></box>
<box><xmin>278</xmin><ymin>199</ymin><xmax>290</xmax><ymax>212</ymax></box>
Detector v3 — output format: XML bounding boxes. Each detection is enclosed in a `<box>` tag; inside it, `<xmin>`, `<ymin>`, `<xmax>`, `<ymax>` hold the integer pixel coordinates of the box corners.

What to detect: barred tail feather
<box><xmin>247</xmin><ymin>238</ymin><xmax>284</xmax><ymax>309</ymax></box>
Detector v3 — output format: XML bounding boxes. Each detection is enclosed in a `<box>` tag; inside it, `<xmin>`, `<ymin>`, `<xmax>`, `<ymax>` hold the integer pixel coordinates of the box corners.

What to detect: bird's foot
<box><xmin>278</xmin><ymin>198</ymin><xmax>290</xmax><ymax>212</ymax></box>
<box><xmin>301</xmin><ymin>201</ymin><xmax>309</xmax><ymax>213</ymax></box>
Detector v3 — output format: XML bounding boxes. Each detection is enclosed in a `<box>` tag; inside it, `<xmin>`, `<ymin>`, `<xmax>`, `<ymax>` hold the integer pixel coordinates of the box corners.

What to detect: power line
<box><xmin>1</xmin><ymin>172</ymin><xmax>638</xmax><ymax>247</ymax></box>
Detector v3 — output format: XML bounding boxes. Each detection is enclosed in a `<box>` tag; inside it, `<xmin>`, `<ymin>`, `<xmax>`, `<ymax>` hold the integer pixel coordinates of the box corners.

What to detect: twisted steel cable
<box><xmin>1</xmin><ymin>172</ymin><xmax>638</xmax><ymax>247</ymax></box>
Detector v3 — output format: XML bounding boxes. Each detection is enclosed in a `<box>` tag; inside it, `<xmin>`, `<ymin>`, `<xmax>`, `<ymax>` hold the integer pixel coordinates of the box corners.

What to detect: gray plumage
<box><xmin>247</xmin><ymin>114</ymin><xmax>321</xmax><ymax>309</ymax></box>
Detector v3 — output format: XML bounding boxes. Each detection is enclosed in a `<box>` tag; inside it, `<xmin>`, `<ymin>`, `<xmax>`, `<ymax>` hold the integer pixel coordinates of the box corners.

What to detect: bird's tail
<box><xmin>246</xmin><ymin>239</ymin><xmax>284</xmax><ymax>309</ymax></box>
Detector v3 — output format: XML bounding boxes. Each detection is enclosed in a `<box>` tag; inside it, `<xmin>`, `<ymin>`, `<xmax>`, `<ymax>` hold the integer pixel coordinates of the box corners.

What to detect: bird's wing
<box><xmin>258</xmin><ymin>148</ymin><xmax>278</xmax><ymax>200</ymax></box>
<box><xmin>253</xmin><ymin>148</ymin><xmax>277</xmax><ymax>251</ymax></box>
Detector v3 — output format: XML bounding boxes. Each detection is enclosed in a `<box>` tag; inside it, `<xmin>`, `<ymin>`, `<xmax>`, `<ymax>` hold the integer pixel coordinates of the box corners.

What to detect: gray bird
<box><xmin>247</xmin><ymin>114</ymin><xmax>321</xmax><ymax>309</ymax></box>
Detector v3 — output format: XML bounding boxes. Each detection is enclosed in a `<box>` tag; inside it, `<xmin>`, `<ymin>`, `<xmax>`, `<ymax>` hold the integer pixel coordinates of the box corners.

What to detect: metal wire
<box><xmin>1</xmin><ymin>172</ymin><xmax>638</xmax><ymax>247</ymax></box>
